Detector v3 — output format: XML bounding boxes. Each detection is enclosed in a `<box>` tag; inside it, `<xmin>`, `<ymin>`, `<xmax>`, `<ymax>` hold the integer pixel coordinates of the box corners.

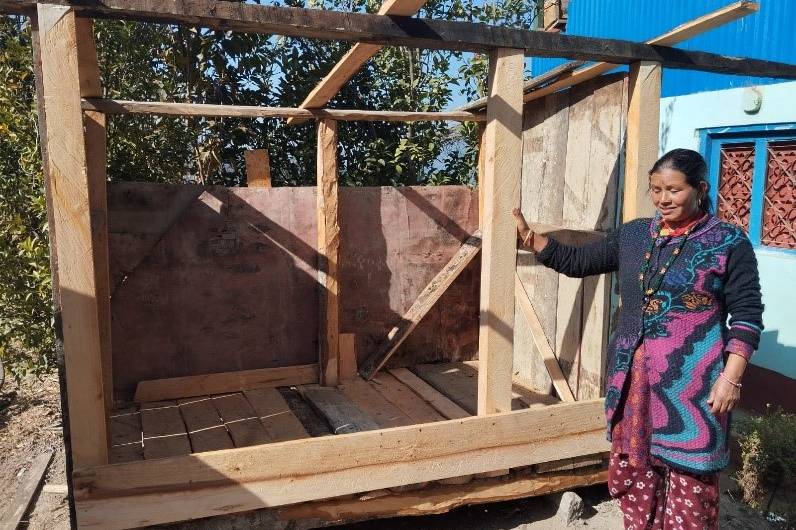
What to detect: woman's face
<box><xmin>649</xmin><ymin>168</ymin><xmax>706</xmax><ymax>225</ymax></box>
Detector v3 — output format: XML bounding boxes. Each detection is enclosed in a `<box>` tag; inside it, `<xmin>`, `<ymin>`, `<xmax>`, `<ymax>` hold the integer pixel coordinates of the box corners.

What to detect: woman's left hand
<box><xmin>706</xmin><ymin>376</ymin><xmax>740</xmax><ymax>416</ymax></box>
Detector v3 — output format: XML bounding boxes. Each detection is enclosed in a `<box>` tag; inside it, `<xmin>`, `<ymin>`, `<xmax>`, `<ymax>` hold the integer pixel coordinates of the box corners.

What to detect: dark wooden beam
<box><xmin>2</xmin><ymin>0</ymin><xmax>796</xmax><ymax>79</ymax></box>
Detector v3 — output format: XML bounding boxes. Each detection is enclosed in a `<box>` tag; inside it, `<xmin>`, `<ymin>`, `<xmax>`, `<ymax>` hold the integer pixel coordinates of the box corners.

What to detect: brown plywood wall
<box><xmin>513</xmin><ymin>73</ymin><xmax>628</xmax><ymax>401</ymax></box>
<box><xmin>107</xmin><ymin>184</ymin><xmax>479</xmax><ymax>399</ymax></box>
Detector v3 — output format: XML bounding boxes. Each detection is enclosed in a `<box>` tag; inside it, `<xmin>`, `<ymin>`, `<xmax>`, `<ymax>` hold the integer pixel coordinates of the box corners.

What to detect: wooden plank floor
<box><xmin>109</xmin><ymin>362</ymin><xmax>560</xmax><ymax>463</ymax></box>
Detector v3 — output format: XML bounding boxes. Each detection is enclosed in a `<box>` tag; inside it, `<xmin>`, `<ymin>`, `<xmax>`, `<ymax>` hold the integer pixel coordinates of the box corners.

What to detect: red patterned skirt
<box><xmin>608</xmin><ymin>345</ymin><xmax>720</xmax><ymax>530</ymax></box>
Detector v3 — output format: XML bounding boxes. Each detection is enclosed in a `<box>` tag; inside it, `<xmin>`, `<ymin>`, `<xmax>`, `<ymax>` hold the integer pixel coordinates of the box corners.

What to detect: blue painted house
<box><xmin>535</xmin><ymin>0</ymin><xmax>796</xmax><ymax>411</ymax></box>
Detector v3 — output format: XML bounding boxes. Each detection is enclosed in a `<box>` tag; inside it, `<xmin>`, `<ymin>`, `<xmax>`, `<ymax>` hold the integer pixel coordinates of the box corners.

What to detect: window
<box><xmin>701</xmin><ymin>124</ymin><xmax>796</xmax><ymax>252</ymax></box>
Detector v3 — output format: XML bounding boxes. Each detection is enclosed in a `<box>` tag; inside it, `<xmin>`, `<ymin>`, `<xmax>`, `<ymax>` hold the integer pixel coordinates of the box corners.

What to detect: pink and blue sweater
<box><xmin>537</xmin><ymin>214</ymin><xmax>764</xmax><ymax>474</ymax></box>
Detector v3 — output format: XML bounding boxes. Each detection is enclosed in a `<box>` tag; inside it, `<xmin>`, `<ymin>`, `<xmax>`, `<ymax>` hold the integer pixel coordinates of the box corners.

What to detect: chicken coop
<box><xmin>2</xmin><ymin>0</ymin><xmax>792</xmax><ymax>528</ymax></box>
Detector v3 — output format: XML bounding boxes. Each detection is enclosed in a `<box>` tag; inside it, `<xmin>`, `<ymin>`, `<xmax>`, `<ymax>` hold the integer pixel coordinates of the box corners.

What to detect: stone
<box><xmin>555</xmin><ymin>490</ymin><xmax>585</xmax><ymax>526</ymax></box>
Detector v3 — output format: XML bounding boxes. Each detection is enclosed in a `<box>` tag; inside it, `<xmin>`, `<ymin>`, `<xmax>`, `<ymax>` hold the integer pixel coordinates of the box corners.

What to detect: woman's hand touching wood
<box><xmin>512</xmin><ymin>208</ymin><xmax>549</xmax><ymax>254</ymax></box>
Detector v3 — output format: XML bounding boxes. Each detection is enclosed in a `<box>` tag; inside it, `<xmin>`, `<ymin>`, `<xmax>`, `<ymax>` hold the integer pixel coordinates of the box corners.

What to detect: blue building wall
<box><xmin>659</xmin><ymin>82</ymin><xmax>796</xmax><ymax>379</ymax></box>
<box><xmin>533</xmin><ymin>0</ymin><xmax>796</xmax><ymax>97</ymax></box>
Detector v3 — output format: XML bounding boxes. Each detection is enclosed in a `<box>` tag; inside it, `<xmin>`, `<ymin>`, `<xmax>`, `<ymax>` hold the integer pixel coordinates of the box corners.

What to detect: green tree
<box><xmin>0</xmin><ymin>0</ymin><xmax>537</xmax><ymax>379</ymax></box>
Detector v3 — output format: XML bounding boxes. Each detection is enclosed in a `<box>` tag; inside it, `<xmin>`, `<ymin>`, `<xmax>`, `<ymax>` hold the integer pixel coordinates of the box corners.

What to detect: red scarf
<box><xmin>660</xmin><ymin>211</ymin><xmax>707</xmax><ymax>237</ymax></box>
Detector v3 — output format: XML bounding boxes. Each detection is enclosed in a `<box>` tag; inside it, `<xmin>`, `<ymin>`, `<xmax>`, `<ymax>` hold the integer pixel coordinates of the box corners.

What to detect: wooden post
<box><xmin>477</xmin><ymin>122</ymin><xmax>486</xmax><ymax>230</ymax></box>
<box><xmin>244</xmin><ymin>149</ymin><xmax>272</xmax><ymax>187</ymax></box>
<box><xmin>477</xmin><ymin>48</ymin><xmax>524</xmax><ymax>415</ymax></box>
<box><xmin>36</xmin><ymin>5</ymin><xmax>111</xmax><ymax>468</ymax></box>
<box><xmin>317</xmin><ymin>119</ymin><xmax>340</xmax><ymax>386</ymax></box>
<box><xmin>624</xmin><ymin>61</ymin><xmax>661</xmax><ymax>222</ymax></box>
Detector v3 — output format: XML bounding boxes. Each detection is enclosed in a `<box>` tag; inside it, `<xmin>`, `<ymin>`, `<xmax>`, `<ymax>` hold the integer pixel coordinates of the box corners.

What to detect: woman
<box><xmin>513</xmin><ymin>149</ymin><xmax>763</xmax><ymax>530</ymax></box>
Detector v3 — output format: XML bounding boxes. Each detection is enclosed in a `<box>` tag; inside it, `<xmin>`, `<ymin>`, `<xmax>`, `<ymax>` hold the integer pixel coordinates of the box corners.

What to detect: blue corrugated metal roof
<box><xmin>532</xmin><ymin>0</ymin><xmax>796</xmax><ymax>97</ymax></box>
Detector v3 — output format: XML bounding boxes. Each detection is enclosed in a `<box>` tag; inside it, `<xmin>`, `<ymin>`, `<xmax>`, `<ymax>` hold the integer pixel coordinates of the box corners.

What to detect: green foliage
<box><xmin>0</xmin><ymin>17</ymin><xmax>54</xmax><ymax>380</ymax></box>
<box><xmin>734</xmin><ymin>407</ymin><xmax>796</xmax><ymax>520</ymax></box>
<box><xmin>0</xmin><ymin>0</ymin><xmax>537</xmax><ymax>379</ymax></box>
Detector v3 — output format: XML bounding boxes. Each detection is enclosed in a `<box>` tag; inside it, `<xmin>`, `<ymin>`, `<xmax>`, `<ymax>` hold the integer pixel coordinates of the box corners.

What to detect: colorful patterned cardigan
<box><xmin>537</xmin><ymin>214</ymin><xmax>764</xmax><ymax>474</ymax></box>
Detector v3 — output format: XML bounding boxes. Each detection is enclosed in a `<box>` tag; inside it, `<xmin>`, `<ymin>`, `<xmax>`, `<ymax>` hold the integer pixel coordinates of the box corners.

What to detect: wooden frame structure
<box><xmin>3</xmin><ymin>0</ymin><xmax>793</xmax><ymax>527</ymax></box>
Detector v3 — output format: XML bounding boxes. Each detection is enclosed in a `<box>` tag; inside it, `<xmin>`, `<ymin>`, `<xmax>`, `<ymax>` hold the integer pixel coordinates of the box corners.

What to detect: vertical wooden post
<box><xmin>477</xmin><ymin>48</ymin><xmax>524</xmax><ymax>415</ymax></box>
<box><xmin>477</xmin><ymin>122</ymin><xmax>486</xmax><ymax>230</ymax></box>
<box><xmin>624</xmin><ymin>61</ymin><xmax>661</xmax><ymax>222</ymax></box>
<box><xmin>244</xmin><ymin>149</ymin><xmax>272</xmax><ymax>188</ymax></box>
<box><xmin>36</xmin><ymin>5</ymin><xmax>111</xmax><ymax>468</ymax></box>
<box><xmin>317</xmin><ymin>119</ymin><xmax>340</xmax><ymax>386</ymax></box>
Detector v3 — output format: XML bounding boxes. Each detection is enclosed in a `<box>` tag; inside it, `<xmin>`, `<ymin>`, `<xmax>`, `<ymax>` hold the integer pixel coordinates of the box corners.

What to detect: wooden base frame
<box><xmin>74</xmin><ymin>399</ymin><xmax>609</xmax><ymax>529</ymax></box>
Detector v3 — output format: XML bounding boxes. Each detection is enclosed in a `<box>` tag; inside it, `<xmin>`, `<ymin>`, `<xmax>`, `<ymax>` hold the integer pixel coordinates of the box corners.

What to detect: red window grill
<box><xmin>762</xmin><ymin>142</ymin><xmax>796</xmax><ymax>249</ymax></box>
<box><xmin>717</xmin><ymin>143</ymin><xmax>754</xmax><ymax>232</ymax></box>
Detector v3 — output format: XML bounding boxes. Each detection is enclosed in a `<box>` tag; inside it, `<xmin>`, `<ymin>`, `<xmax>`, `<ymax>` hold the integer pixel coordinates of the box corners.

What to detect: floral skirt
<box><xmin>608</xmin><ymin>345</ymin><xmax>720</xmax><ymax>530</ymax></box>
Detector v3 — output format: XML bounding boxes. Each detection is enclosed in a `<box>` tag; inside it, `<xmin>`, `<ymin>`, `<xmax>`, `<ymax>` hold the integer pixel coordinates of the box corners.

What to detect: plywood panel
<box><xmin>338</xmin><ymin>186</ymin><xmax>480</xmax><ymax>371</ymax></box>
<box><xmin>109</xmin><ymin>185</ymin><xmax>479</xmax><ymax>400</ymax></box>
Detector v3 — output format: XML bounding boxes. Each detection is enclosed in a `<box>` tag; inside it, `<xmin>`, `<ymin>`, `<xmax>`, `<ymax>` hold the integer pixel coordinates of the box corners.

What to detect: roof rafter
<box><xmin>286</xmin><ymin>0</ymin><xmax>429</xmax><ymax>125</ymax></box>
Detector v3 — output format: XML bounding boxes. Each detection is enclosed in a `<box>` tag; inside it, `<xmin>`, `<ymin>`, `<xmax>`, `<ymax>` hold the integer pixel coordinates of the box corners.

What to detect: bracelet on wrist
<box><xmin>522</xmin><ymin>230</ymin><xmax>534</xmax><ymax>249</ymax></box>
<box><xmin>719</xmin><ymin>371</ymin><xmax>742</xmax><ymax>389</ymax></box>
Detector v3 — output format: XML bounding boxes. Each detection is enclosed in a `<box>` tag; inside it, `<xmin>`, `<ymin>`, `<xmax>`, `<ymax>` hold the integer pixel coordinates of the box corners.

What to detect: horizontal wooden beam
<box><xmin>80</xmin><ymin>98</ymin><xmax>486</xmax><ymax>122</ymax></box>
<box><xmin>132</xmin><ymin>364</ymin><xmax>319</xmax><ymax>402</ymax></box>
<box><xmin>3</xmin><ymin>1</ymin><xmax>794</xmax><ymax>80</ymax></box>
<box><xmin>460</xmin><ymin>0</ymin><xmax>762</xmax><ymax>111</ymax></box>
<box><xmin>73</xmin><ymin>399</ymin><xmax>608</xmax><ymax>528</ymax></box>
<box><xmin>277</xmin><ymin>466</ymin><xmax>607</xmax><ymax>523</ymax></box>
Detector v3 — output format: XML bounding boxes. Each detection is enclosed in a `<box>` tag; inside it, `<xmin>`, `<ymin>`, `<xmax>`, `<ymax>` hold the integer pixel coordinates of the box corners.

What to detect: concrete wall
<box><xmin>659</xmin><ymin>80</ymin><xmax>796</xmax><ymax>380</ymax></box>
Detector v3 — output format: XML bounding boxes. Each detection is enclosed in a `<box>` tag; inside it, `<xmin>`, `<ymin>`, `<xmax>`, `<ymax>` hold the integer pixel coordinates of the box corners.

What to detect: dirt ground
<box><xmin>0</xmin><ymin>374</ymin><xmax>789</xmax><ymax>529</ymax></box>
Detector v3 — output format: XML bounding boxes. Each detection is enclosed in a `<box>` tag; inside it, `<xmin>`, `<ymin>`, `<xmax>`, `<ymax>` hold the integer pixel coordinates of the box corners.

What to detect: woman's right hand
<box><xmin>512</xmin><ymin>208</ymin><xmax>533</xmax><ymax>247</ymax></box>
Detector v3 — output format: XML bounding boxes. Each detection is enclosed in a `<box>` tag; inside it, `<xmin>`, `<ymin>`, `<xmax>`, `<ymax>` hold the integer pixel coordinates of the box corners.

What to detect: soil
<box><xmin>0</xmin><ymin>375</ymin><xmax>790</xmax><ymax>529</ymax></box>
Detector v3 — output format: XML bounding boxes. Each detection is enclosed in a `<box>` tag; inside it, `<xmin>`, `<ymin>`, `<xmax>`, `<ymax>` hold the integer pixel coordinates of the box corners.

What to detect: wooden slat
<box><xmin>81</xmin><ymin>99</ymin><xmax>485</xmax><ymax>122</ymax></box>
<box><xmin>287</xmin><ymin>0</ymin><xmax>428</xmax><ymax>125</ymax></box>
<box><xmin>577</xmin><ymin>77</ymin><xmax>627</xmax><ymax>399</ymax></box>
<box><xmin>339</xmin><ymin>378</ymin><xmax>415</xmax><ymax>428</ymax></box>
<box><xmin>359</xmin><ymin>231</ymin><xmax>482</xmax><ymax>379</ymax></box>
<box><xmin>73</xmin><ymin>400</ymin><xmax>609</xmax><ymax>529</ymax></box>
<box><xmin>4</xmin><ymin>1</ymin><xmax>788</xmax><ymax>82</ymax></box>
<box><xmin>243</xmin><ymin>388</ymin><xmax>310</xmax><ymax>443</ymax></box>
<box><xmin>244</xmin><ymin>149</ymin><xmax>271</xmax><ymax>188</ymax></box>
<box><xmin>624</xmin><ymin>61</ymin><xmax>660</xmax><ymax>221</ymax></box>
<box><xmin>388</xmin><ymin>368</ymin><xmax>470</xmax><ymax>420</ymax></box>
<box><xmin>298</xmin><ymin>385</ymin><xmax>381</xmax><ymax>434</ymax></box>
<box><xmin>317</xmin><ymin>119</ymin><xmax>340</xmax><ymax>386</ymax></box>
<box><xmin>515</xmin><ymin>273</ymin><xmax>575</xmax><ymax>402</ymax></box>
<box><xmin>36</xmin><ymin>5</ymin><xmax>110</xmax><ymax>468</ymax></box>
<box><xmin>0</xmin><ymin>450</ymin><xmax>53</xmax><ymax>530</ymax></box>
<box><xmin>177</xmin><ymin>397</ymin><xmax>234</xmax><ymax>452</ymax></box>
<box><xmin>140</xmin><ymin>401</ymin><xmax>191</xmax><ymax>460</ymax></box>
<box><xmin>338</xmin><ymin>333</ymin><xmax>358</xmax><ymax>381</ymax></box>
<box><xmin>212</xmin><ymin>393</ymin><xmax>270</xmax><ymax>447</ymax></box>
<box><xmin>513</xmin><ymin>88</ymin><xmax>570</xmax><ymax>395</ymax></box>
<box><xmin>477</xmin><ymin>47</ymin><xmax>524</xmax><ymax>416</ymax></box>
<box><xmin>133</xmin><ymin>364</ymin><xmax>319</xmax><ymax>402</ymax></box>
<box><xmin>536</xmin><ymin>454</ymin><xmax>606</xmax><ymax>474</ymax></box>
<box><xmin>370</xmin><ymin>372</ymin><xmax>446</xmax><ymax>424</ymax></box>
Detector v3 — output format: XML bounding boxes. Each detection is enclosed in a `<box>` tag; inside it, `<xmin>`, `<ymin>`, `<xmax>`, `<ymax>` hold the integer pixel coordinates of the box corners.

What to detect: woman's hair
<box><xmin>648</xmin><ymin>148</ymin><xmax>713</xmax><ymax>213</ymax></box>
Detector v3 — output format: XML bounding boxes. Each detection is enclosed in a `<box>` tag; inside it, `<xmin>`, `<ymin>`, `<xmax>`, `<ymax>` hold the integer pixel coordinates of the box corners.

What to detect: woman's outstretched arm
<box><xmin>512</xmin><ymin>209</ymin><xmax>620</xmax><ymax>278</ymax></box>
